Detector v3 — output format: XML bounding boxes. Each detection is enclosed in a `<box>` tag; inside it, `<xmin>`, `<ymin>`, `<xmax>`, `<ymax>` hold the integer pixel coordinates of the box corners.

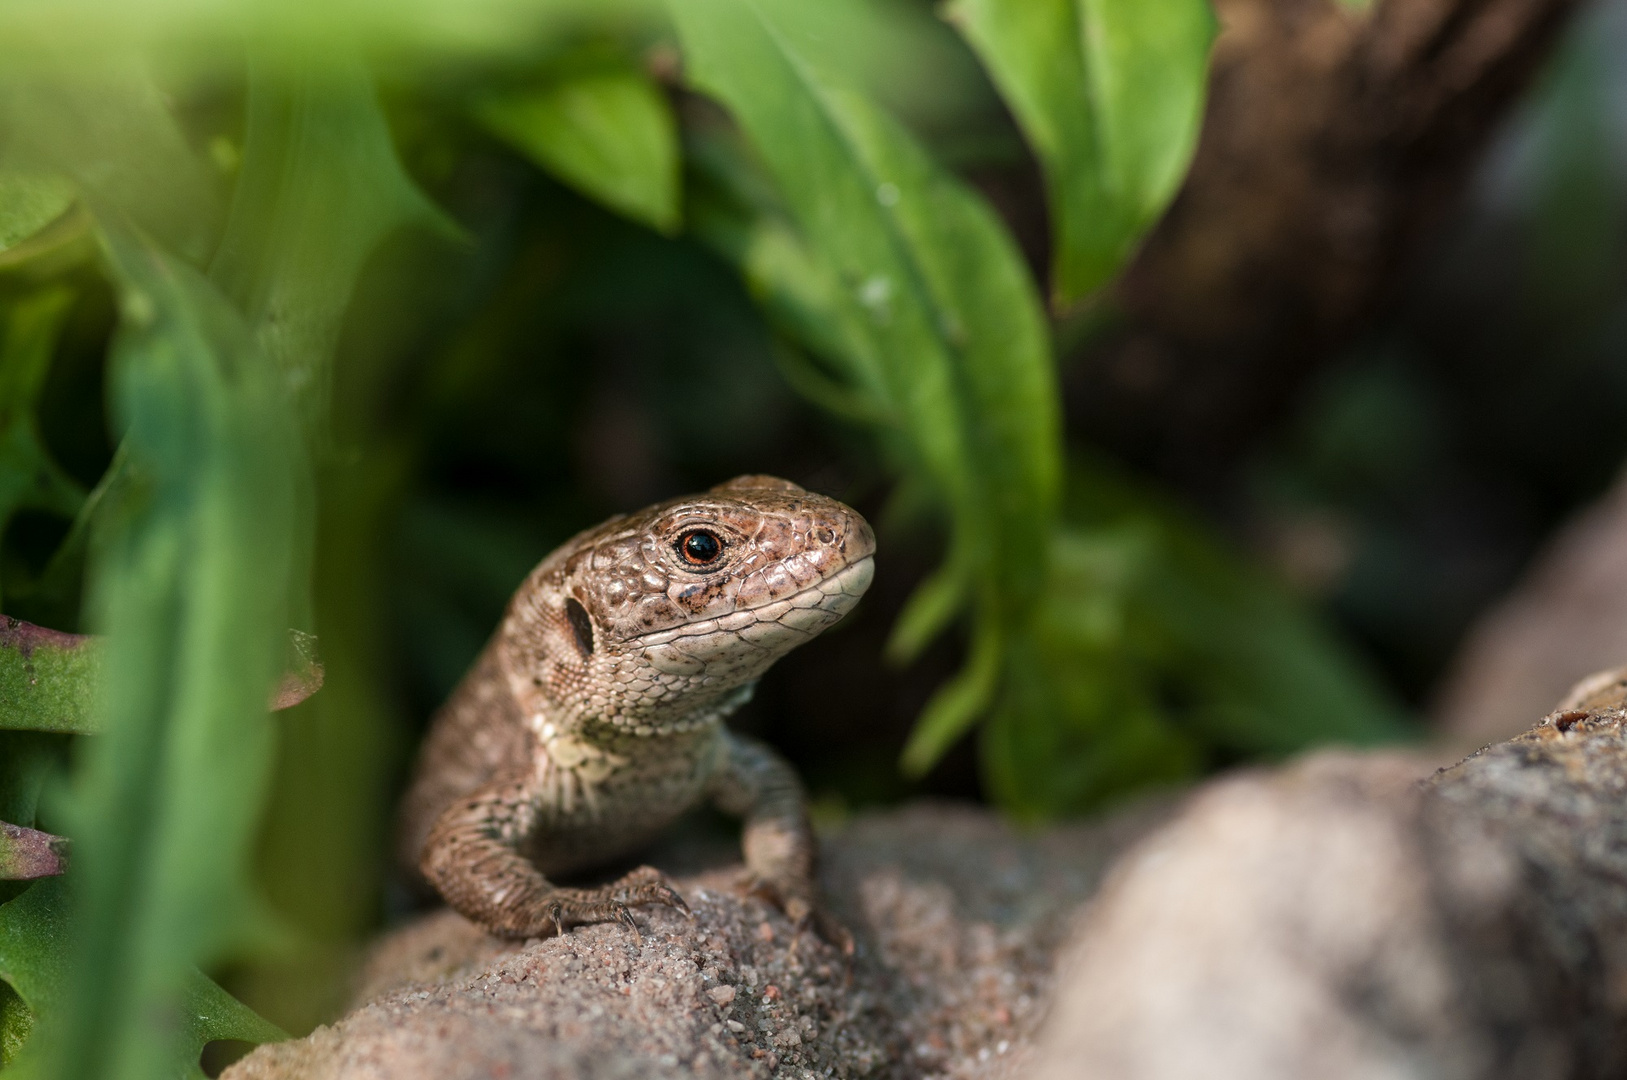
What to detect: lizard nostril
<box><xmin>814</xmin><ymin>527</ymin><xmax>835</xmax><ymax>545</ymax></box>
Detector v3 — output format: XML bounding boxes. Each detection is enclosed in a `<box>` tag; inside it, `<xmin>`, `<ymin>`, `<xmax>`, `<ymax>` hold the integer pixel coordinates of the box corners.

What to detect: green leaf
<box><xmin>210</xmin><ymin>61</ymin><xmax>455</xmax><ymax>439</ymax></box>
<box><xmin>0</xmin><ymin>617</ymin><xmax>320</xmax><ymax>736</ymax></box>
<box><xmin>672</xmin><ymin>0</ymin><xmax>1062</xmax><ymax>775</ymax></box>
<box><xmin>948</xmin><ymin>0</ymin><xmax>1216</xmax><ymax>305</ymax></box>
<box><xmin>0</xmin><ymin>172</ymin><xmax>74</xmax><ymax>253</ymax></box>
<box><xmin>0</xmin><ymin>0</ymin><xmax>666</xmax><ymax>72</ymax></box>
<box><xmin>1067</xmin><ymin>457</ymin><xmax>1411</xmax><ymax>754</ymax></box>
<box><xmin>0</xmin><ymin>619</ymin><xmax>98</xmax><ymax>736</ymax></box>
<box><xmin>34</xmin><ymin>217</ymin><xmax>302</xmax><ymax>1080</ymax></box>
<box><xmin>672</xmin><ymin>0</ymin><xmax>1059</xmax><ymax>604</ymax></box>
<box><xmin>0</xmin><ymin>879</ymin><xmax>285</xmax><ymax>1077</ymax></box>
<box><xmin>982</xmin><ymin>626</ymin><xmax>1199</xmax><ymax>819</ymax></box>
<box><xmin>884</xmin><ymin>552</ymin><xmax>968</xmax><ymax>666</ymax></box>
<box><xmin>478</xmin><ymin>68</ymin><xmax>681</xmax><ymax>234</ymax></box>
<box><xmin>974</xmin><ymin>457</ymin><xmax>1414</xmax><ymax>818</ymax></box>
<box><xmin>0</xmin><ymin>69</ymin><xmax>221</xmax><ymax>262</ymax></box>
<box><xmin>899</xmin><ymin>617</ymin><xmax>1002</xmax><ymax>777</ymax></box>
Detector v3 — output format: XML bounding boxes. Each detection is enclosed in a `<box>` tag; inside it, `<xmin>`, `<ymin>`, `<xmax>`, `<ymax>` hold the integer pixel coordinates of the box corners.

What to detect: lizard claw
<box><xmin>613</xmin><ymin>900</ymin><xmax>643</xmax><ymax>943</ymax></box>
<box><xmin>547</xmin><ymin>900</ymin><xmax>567</xmax><ymax>939</ymax></box>
<box><xmin>653</xmin><ymin>880</ymin><xmax>692</xmax><ymax>917</ymax></box>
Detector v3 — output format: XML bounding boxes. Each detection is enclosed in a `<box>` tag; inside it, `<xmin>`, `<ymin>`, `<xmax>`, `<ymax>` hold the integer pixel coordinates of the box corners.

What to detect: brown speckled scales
<box><xmin>399</xmin><ymin>476</ymin><xmax>875</xmax><ymax>941</ymax></box>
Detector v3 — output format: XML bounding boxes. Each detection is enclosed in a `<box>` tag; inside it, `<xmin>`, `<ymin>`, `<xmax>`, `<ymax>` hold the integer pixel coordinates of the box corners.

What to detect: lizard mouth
<box><xmin>630</xmin><ymin>555</ymin><xmax>875</xmax><ymax>648</ymax></box>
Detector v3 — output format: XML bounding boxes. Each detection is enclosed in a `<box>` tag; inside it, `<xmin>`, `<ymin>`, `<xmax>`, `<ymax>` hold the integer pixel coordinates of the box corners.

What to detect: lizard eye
<box><xmin>677</xmin><ymin>529</ymin><xmax>723</xmax><ymax>567</ymax></box>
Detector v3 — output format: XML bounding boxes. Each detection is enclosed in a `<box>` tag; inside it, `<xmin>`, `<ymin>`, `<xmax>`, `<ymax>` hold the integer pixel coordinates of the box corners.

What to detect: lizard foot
<box><xmin>738</xmin><ymin>872</ymin><xmax>855</xmax><ymax>958</ymax></box>
<box><xmin>541</xmin><ymin>866</ymin><xmax>690</xmax><ymax>941</ymax></box>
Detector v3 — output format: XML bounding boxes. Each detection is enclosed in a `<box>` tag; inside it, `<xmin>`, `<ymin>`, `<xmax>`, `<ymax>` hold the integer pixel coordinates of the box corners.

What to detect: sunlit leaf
<box><xmin>0</xmin><ymin>879</ymin><xmax>285</xmax><ymax>1076</ymax></box>
<box><xmin>478</xmin><ymin>68</ymin><xmax>681</xmax><ymax>234</ymax></box>
<box><xmin>672</xmin><ymin>0</ymin><xmax>1062</xmax><ymax>774</ymax></box>
<box><xmin>949</xmin><ymin>0</ymin><xmax>1215</xmax><ymax>305</ymax></box>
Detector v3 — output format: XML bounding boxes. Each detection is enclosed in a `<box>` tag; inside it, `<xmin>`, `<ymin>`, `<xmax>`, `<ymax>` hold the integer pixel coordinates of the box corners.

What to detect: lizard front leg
<box><xmin>709</xmin><ymin>731</ymin><xmax>849</xmax><ymax>950</ymax></box>
<box><xmin>420</xmin><ymin>775</ymin><xmax>687</xmax><ymax>939</ymax></box>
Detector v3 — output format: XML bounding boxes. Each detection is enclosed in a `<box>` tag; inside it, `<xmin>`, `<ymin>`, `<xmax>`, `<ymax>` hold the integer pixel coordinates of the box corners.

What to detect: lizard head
<box><xmin>499</xmin><ymin>475</ymin><xmax>875</xmax><ymax>735</ymax></box>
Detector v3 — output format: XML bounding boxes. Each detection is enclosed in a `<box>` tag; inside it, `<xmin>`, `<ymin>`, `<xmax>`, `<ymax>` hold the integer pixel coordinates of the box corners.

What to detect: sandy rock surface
<box><xmin>225</xmin><ymin>802</ymin><xmax>1169</xmax><ymax>1080</ymax></box>
<box><xmin>226</xmin><ymin>708</ymin><xmax>1627</xmax><ymax>1080</ymax></box>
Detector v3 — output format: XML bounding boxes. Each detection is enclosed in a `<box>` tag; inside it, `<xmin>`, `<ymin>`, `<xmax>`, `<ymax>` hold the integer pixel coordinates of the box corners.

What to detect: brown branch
<box><xmin>1069</xmin><ymin>0</ymin><xmax>1581</xmax><ymax>485</ymax></box>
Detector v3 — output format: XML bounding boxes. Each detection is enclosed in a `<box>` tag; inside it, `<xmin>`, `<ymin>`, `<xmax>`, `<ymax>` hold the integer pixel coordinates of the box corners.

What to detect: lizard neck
<box><xmin>534</xmin><ymin>679</ymin><xmax>758</xmax><ymax>747</ymax></box>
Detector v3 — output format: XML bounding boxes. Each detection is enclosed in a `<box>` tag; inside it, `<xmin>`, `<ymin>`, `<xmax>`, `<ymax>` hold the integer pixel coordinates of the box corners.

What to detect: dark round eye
<box><xmin>678</xmin><ymin>529</ymin><xmax>723</xmax><ymax>566</ymax></box>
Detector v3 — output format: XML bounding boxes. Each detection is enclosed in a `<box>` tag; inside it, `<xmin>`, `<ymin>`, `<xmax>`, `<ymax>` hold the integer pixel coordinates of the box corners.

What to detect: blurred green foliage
<box><xmin>0</xmin><ymin>0</ymin><xmax>1423</xmax><ymax>1074</ymax></box>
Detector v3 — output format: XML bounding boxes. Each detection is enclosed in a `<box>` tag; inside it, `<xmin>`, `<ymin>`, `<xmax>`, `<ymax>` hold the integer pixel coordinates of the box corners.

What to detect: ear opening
<box><xmin>564</xmin><ymin>597</ymin><xmax>595</xmax><ymax>658</ymax></box>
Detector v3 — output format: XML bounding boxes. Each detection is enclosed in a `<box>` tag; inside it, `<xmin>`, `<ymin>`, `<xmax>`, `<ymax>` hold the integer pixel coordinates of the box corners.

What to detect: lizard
<box><xmin>398</xmin><ymin>475</ymin><xmax>875</xmax><ymax>942</ymax></box>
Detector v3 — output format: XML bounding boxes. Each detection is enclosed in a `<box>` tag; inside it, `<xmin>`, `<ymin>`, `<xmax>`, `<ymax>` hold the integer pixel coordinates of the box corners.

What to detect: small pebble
<box><xmin>708</xmin><ymin>985</ymin><xmax>737</xmax><ymax>1006</ymax></box>
<box><xmin>757</xmin><ymin>922</ymin><xmax>775</xmax><ymax>942</ymax></box>
<box><xmin>762</xmin><ymin>985</ymin><xmax>782</xmax><ymax>1002</ymax></box>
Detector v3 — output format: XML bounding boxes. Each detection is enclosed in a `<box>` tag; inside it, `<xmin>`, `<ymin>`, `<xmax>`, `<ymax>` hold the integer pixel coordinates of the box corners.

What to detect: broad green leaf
<box><xmin>949</xmin><ymin>0</ymin><xmax>1215</xmax><ymax>305</ymax></box>
<box><xmin>208</xmin><ymin>65</ymin><xmax>446</xmax><ymax>1031</ymax></box>
<box><xmin>0</xmin><ymin>879</ymin><xmax>285</xmax><ymax>1077</ymax></box>
<box><xmin>672</xmin><ymin>0</ymin><xmax>1061</xmax><ymax>774</ymax></box>
<box><xmin>35</xmin><ymin>218</ymin><xmax>301</xmax><ymax>1080</ymax></box>
<box><xmin>211</xmin><ymin>62</ymin><xmax>454</xmax><ymax>438</ymax></box>
<box><xmin>0</xmin><ymin>172</ymin><xmax>73</xmax><ymax>253</ymax></box>
<box><xmin>478</xmin><ymin>69</ymin><xmax>681</xmax><ymax>234</ymax></box>
<box><xmin>672</xmin><ymin>0</ymin><xmax>1058</xmax><ymax>594</ymax></box>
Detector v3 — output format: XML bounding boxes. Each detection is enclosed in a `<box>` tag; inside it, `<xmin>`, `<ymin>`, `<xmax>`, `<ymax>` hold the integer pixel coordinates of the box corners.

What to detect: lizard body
<box><xmin>399</xmin><ymin>475</ymin><xmax>874</xmax><ymax>939</ymax></box>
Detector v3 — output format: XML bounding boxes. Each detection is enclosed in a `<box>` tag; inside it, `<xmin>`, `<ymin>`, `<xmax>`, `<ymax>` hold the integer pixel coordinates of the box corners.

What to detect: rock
<box><xmin>230</xmin><ymin>706</ymin><xmax>1627</xmax><ymax>1080</ymax></box>
<box><xmin>1031</xmin><ymin>710</ymin><xmax>1627</xmax><ymax>1080</ymax></box>
<box><xmin>225</xmin><ymin>802</ymin><xmax>1170</xmax><ymax>1080</ymax></box>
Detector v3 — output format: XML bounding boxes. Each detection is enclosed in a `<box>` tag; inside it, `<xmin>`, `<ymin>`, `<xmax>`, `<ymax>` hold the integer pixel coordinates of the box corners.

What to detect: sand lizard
<box><xmin>399</xmin><ymin>475</ymin><xmax>875</xmax><ymax>940</ymax></box>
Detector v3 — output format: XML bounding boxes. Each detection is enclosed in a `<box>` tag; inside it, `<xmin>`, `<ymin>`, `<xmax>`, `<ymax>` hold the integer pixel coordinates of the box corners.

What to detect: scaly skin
<box><xmin>399</xmin><ymin>475</ymin><xmax>875</xmax><ymax>941</ymax></box>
